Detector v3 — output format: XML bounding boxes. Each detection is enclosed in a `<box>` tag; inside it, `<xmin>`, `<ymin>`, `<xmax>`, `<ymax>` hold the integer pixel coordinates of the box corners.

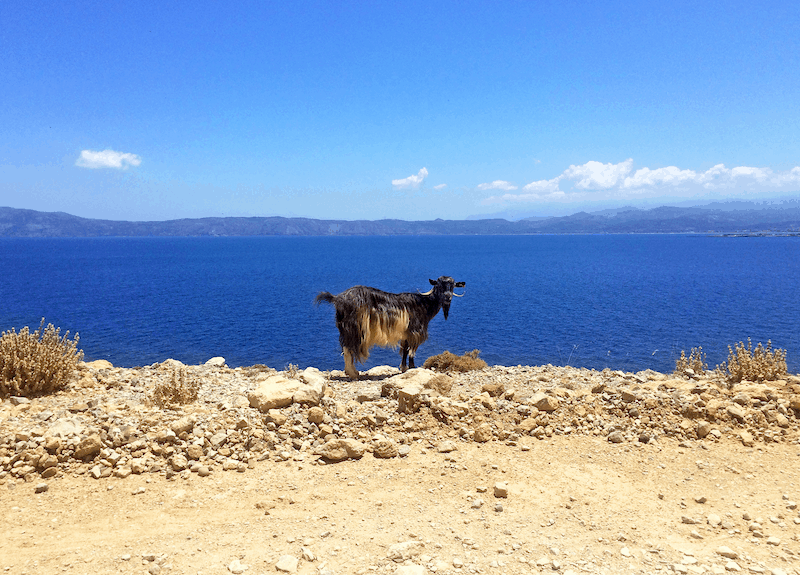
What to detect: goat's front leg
<box><xmin>400</xmin><ymin>341</ymin><xmax>409</xmax><ymax>372</ymax></box>
<box><xmin>408</xmin><ymin>347</ymin><xmax>416</xmax><ymax>370</ymax></box>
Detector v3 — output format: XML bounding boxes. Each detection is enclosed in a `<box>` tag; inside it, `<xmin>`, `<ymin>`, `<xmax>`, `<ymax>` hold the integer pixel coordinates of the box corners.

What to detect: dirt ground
<box><xmin>2</xmin><ymin>361</ymin><xmax>800</xmax><ymax>575</ymax></box>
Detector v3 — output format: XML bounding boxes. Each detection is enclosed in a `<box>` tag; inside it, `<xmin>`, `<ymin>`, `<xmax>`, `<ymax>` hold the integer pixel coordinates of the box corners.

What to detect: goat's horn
<box><xmin>453</xmin><ymin>291</ymin><xmax>465</xmax><ymax>297</ymax></box>
<box><xmin>418</xmin><ymin>288</ymin><xmax>434</xmax><ymax>296</ymax></box>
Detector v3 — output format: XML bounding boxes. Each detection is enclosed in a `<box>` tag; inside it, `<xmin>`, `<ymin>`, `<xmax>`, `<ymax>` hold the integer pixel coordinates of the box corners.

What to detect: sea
<box><xmin>1</xmin><ymin>235</ymin><xmax>798</xmax><ymax>374</ymax></box>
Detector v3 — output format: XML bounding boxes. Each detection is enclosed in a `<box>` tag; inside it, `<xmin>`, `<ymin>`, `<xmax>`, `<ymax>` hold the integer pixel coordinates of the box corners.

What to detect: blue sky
<box><xmin>1</xmin><ymin>1</ymin><xmax>799</xmax><ymax>221</ymax></box>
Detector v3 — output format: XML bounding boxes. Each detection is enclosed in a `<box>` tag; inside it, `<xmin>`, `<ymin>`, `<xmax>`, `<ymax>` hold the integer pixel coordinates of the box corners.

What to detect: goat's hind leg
<box><xmin>343</xmin><ymin>348</ymin><xmax>359</xmax><ymax>380</ymax></box>
<box><xmin>400</xmin><ymin>341</ymin><xmax>409</xmax><ymax>373</ymax></box>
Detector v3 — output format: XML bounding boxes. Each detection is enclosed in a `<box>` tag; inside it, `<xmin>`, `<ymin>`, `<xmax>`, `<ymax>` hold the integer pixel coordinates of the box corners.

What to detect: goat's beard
<box><xmin>442</xmin><ymin>303</ymin><xmax>450</xmax><ymax>320</ymax></box>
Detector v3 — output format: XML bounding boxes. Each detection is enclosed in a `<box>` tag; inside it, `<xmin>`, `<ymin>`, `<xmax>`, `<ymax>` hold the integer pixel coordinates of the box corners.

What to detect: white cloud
<box><xmin>76</xmin><ymin>149</ymin><xmax>142</xmax><ymax>170</ymax></box>
<box><xmin>483</xmin><ymin>159</ymin><xmax>800</xmax><ymax>205</ymax></box>
<box><xmin>563</xmin><ymin>159</ymin><xmax>633</xmax><ymax>189</ymax></box>
<box><xmin>477</xmin><ymin>180</ymin><xmax>518</xmax><ymax>191</ymax></box>
<box><xmin>392</xmin><ymin>167</ymin><xmax>429</xmax><ymax>189</ymax></box>
<box><xmin>433</xmin><ymin>183</ymin><xmax>447</xmax><ymax>190</ymax></box>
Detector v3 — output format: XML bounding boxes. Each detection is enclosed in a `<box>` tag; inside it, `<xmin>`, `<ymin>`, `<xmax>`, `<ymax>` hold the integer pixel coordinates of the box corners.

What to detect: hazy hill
<box><xmin>2</xmin><ymin>202</ymin><xmax>800</xmax><ymax>236</ymax></box>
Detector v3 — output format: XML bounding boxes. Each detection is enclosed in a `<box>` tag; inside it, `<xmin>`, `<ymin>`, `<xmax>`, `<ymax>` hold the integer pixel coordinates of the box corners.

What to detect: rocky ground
<box><xmin>2</xmin><ymin>359</ymin><xmax>800</xmax><ymax>575</ymax></box>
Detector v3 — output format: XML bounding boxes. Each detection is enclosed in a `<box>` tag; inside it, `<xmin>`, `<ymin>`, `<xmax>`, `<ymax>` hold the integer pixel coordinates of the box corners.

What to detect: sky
<box><xmin>1</xmin><ymin>1</ymin><xmax>799</xmax><ymax>221</ymax></box>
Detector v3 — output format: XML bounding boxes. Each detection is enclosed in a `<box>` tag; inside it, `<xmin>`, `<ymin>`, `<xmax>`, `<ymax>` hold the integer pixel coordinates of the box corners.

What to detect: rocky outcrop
<box><xmin>0</xmin><ymin>358</ymin><xmax>798</xmax><ymax>486</ymax></box>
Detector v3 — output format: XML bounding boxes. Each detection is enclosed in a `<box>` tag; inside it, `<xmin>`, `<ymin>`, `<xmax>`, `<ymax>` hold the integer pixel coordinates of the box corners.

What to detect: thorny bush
<box><xmin>0</xmin><ymin>319</ymin><xmax>84</xmax><ymax>398</ymax></box>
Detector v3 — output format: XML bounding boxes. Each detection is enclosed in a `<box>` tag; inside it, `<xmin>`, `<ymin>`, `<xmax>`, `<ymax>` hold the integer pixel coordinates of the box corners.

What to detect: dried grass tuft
<box><xmin>423</xmin><ymin>349</ymin><xmax>488</xmax><ymax>373</ymax></box>
<box><xmin>0</xmin><ymin>319</ymin><xmax>83</xmax><ymax>397</ymax></box>
<box><xmin>150</xmin><ymin>367</ymin><xmax>200</xmax><ymax>408</ymax></box>
<box><xmin>674</xmin><ymin>347</ymin><xmax>708</xmax><ymax>377</ymax></box>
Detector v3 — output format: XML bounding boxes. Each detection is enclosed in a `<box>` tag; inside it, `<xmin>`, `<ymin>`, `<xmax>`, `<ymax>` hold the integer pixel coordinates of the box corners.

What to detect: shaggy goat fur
<box><xmin>315</xmin><ymin>276</ymin><xmax>465</xmax><ymax>380</ymax></box>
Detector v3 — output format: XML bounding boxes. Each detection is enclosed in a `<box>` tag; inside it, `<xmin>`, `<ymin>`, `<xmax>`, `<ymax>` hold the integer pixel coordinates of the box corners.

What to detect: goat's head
<box><xmin>427</xmin><ymin>276</ymin><xmax>466</xmax><ymax>319</ymax></box>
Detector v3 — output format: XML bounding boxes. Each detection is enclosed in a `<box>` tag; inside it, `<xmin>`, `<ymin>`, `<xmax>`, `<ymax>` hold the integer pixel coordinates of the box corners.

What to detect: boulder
<box><xmin>248</xmin><ymin>376</ymin><xmax>301</xmax><ymax>411</ymax></box>
<box><xmin>205</xmin><ymin>356</ymin><xmax>226</xmax><ymax>367</ymax></box>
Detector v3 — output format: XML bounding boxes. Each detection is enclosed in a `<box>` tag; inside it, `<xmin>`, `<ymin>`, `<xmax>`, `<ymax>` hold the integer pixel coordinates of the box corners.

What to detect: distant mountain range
<box><xmin>2</xmin><ymin>202</ymin><xmax>800</xmax><ymax>236</ymax></box>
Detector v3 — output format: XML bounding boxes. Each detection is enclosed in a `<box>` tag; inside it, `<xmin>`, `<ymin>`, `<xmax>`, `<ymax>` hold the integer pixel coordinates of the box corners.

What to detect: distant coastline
<box><xmin>2</xmin><ymin>202</ymin><xmax>800</xmax><ymax>237</ymax></box>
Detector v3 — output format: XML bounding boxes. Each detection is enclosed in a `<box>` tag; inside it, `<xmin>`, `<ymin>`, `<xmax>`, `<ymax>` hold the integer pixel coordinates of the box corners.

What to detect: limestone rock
<box><xmin>84</xmin><ymin>359</ymin><xmax>113</xmax><ymax>369</ymax></box>
<box><xmin>436</xmin><ymin>440</ymin><xmax>458</xmax><ymax>453</ymax></box>
<box><xmin>696</xmin><ymin>420</ymin><xmax>711</xmax><ymax>438</ymax></box>
<box><xmin>47</xmin><ymin>418</ymin><xmax>84</xmax><ymax>438</ymax></box>
<box><xmin>398</xmin><ymin>384</ymin><xmax>424</xmax><ymax>414</ymax></box>
<box><xmin>205</xmin><ymin>356</ymin><xmax>227</xmax><ymax>367</ymax></box>
<box><xmin>373</xmin><ymin>439</ymin><xmax>399</xmax><ymax>459</ymax></box>
<box><xmin>307</xmin><ymin>406</ymin><xmax>325</xmax><ymax>424</ymax></box>
<box><xmin>739</xmin><ymin>431</ymin><xmax>755</xmax><ymax>447</ymax></box>
<box><xmin>248</xmin><ymin>376</ymin><xmax>301</xmax><ymax>411</ymax></box>
<box><xmin>727</xmin><ymin>405</ymin><xmax>746</xmax><ymax>422</ymax></box>
<box><xmin>388</xmin><ymin>540</ymin><xmax>424</xmax><ymax>562</ymax></box>
<box><xmin>275</xmin><ymin>555</ymin><xmax>298</xmax><ymax>573</ymax></box>
<box><xmin>314</xmin><ymin>439</ymin><xmax>367</xmax><ymax>461</ymax></box>
<box><xmin>170</xmin><ymin>416</ymin><xmax>195</xmax><ymax>435</ymax></box>
<box><xmin>473</xmin><ymin>423</ymin><xmax>492</xmax><ymax>443</ymax></box>
<box><xmin>531</xmin><ymin>392</ymin><xmax>559</xmax><ymax>412</ymax></box>
<box><xmin>74</xmin><ymin>434</ymin><xmax>103</xmax><ymax>459</ymax></box>
<box><xmin>494</xmin><ymin>482</ymin><xmax>509</xmax><ymax>498</ymax></box>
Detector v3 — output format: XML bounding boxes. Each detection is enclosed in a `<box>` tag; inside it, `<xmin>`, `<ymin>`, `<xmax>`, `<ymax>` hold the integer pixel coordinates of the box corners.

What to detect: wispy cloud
<box><xmin>392</xmin><ymin>167</ymin><xmax>429</xmax><ymax>190</ymax></box>
<box><xmin>477</xmin><ymin>180</ymin><xmax>518</xmax><ymax>191</ymax></box>
<box><xmin>76</xmin><ymin>149</ymin><xmax>142</xmax><ymax>170</ymax></box>
<box><xmin>484</xmin><ymin>160</ymin><xmax>800</xmax><ymax>204</ymax></box>
<box><xmin>433</xmin><ymin>183</ymin><xmax>447</xmax><ymax>190</ymax></box>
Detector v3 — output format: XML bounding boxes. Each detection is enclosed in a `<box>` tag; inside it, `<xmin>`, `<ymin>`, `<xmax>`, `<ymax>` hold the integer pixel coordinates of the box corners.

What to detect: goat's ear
<box><xmin>429</xmin><ymin>279</ymin><xmax>436</xmax><ymax>285</ymax></box>
<box><xmin>455</xmin><ymin>281</ymin><xmax>465</xmax><ymax>287</ymax></box>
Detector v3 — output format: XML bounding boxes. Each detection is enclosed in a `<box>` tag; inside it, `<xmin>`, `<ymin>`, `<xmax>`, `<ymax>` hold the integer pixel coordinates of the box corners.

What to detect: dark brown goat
<box><xmin>315</xmin><ymin>276</ymin><xmax>465</xmax><ymax>380</ymax></box>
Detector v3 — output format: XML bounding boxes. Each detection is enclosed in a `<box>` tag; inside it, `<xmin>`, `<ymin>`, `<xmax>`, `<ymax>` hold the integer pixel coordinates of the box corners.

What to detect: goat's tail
<box><xmin>314</xmin><ymin>291</ymin><xmax>335</xmax><ymax>306</ymax></box>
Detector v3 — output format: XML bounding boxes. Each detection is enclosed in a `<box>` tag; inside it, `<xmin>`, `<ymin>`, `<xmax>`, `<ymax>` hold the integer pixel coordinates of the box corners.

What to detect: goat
<box><xmin>315</xmin><ymin>276</ymin><xmax>465</xmax><ymax>380</ymax></box>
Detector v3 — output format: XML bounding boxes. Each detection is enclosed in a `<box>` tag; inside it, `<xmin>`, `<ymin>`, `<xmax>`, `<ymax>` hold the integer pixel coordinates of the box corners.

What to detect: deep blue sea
<box><xmin>1</xmin><ymin>235</ymin><xmax>798</xmax><ymax>374</ymax></box>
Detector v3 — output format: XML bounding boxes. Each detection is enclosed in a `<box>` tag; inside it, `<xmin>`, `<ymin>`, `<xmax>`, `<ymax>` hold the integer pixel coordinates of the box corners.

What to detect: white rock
<box><xmin>275</xmin><ymin>555</ymin><xmax>298</xmax><ymax>573</ymax></box>
<box><xmin>716</xmin><ymin>546</ymin><xmax>738</xmax><ymax>559</ymax></box>
<box><xmin>227</xmin><ymin>559</ymin><xmax>248</xmax><ymax>574</ymax></box>
<box><xmin>205</xmin><ymin>357</ymin><xmax>226</xmax><ymax>367</ymax></box>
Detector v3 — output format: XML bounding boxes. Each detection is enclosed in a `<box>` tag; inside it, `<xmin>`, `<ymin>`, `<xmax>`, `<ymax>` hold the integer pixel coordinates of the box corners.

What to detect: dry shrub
<box><xmin>718</xmin><ymin>339</ymin><xmax>788</xmax><ymax>383</ymax></box>
<box><xmin>285</xmin><ymin>363</ymin><xmax>300</xmax><ymax>378</ymax></box>
<box><xmin>674</xmin><ymin>347</ymin><xmax>708</xmax><ymax>376</ymax></box>
<box><xmin>150</xmin><ymin>367</ymin><xmax>199</xmax><ymax>408</ymax></box>
<box><xmin>423</xmin><ymin>349</ymin><xmax>488</xmax><ymax>373</ymax></box>
<box><xmin>0</xmin><ymin>319</ymin><xmax>83</xmax><ymax>397</ymax></box>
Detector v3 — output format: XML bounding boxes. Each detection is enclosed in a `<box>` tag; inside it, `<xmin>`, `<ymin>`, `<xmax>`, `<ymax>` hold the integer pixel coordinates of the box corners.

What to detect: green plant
<box><xmin>718</xmin><ymin>339</ymin><xmax>788</xmax><ymax>383</ymax></box>
<box><xmin>0</xmin><ymin>319</ymin><xmax>84</xmax><ymax>397</ymax></box>
<box><xmin>423</xmin><ymin>349</ymin><xmax>488</xmax><ymax>373</ymax></box>
<box><xmin>674</xmin><ymin>347</ymin><xmax>708</xmax><ymax>376</ymax></box>
<box><xmin>150</xmin><ymin>367</ymin><xmax>200</xmax><ymax>408</ymax></box>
